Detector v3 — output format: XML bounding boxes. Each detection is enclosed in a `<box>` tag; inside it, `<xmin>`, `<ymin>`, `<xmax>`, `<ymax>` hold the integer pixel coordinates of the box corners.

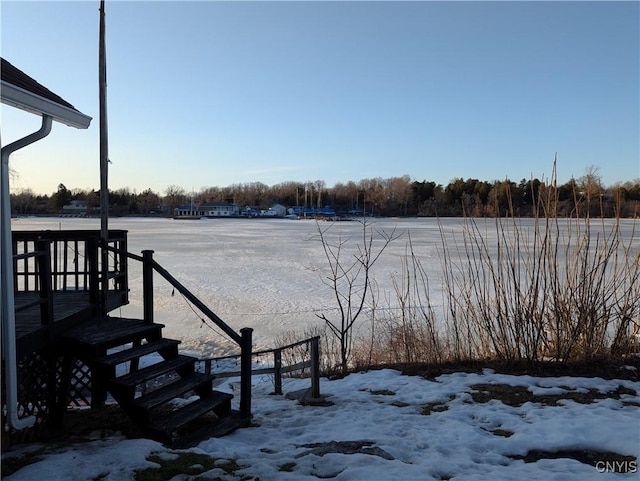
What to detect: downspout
<box><xmin>1</xmin><ymin>114</ymin><xmax>53</xmax><ymax>430</ymax></box>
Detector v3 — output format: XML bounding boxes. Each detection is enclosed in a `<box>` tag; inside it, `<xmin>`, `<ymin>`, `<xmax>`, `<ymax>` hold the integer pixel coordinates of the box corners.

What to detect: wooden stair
<box><xmin>63</xmin><ymin>316</ymin><xmax>239</xmax><ymax>445</ymax></box>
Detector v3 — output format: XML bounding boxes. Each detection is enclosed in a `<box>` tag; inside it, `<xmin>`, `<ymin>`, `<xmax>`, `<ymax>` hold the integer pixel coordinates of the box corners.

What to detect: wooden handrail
<box><xmin>210</xmin><ymin>336</ymin><xmax>319</xmax><ymax>360</ymax></box>
<box><xmin>149</xmin><ymin>256</ymin><xmax>243</xmax><ymax>345</ymax></box>
<box><xmin>103</xmin><ymin>244</ymin><xmax>143</xmax><ymax>263</ymax></box>
<box><xmin>104</xmin><ymin>243</ymin><xmax>253</xmax><ymax>417</ymax></box>
<box><xmin>202</xmin><ymin>336</ymin><xmax>321</xmax><ymax>399</ymax></box>
<box><xmin>12</xmin><ymin>229</ymin><xmax>128</xmax><ymax>241</ymax></box>
<box><xmin>104</xmin><ymin>244</ymin><xmax>244</xmax><ymax>346</ymax></box>
<box><xmin>13</xmin><ymin>251</ymin><xmax>43</xmax><ymax>261</ymax></box>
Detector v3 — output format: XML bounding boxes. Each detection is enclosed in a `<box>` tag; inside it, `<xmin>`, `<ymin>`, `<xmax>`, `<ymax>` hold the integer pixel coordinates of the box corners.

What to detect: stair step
<box><xmin>98</xmin><ymin>339</ymin><xmax>181</xmax><ymax>367</ymax></box>
<box><xmin>62</xmin><ymin>315</ymin><xmax>246</xmax><ymax>445</ymax></box>
<box><xmin>65</xmin><ymin>317</ymin><xmax>165</xmax><ymax>352</ymax></box>
<box><xmin>147</xmin><ymin>391</ymin><xmax>233</xmax><ymax>442</ymax></box>
<box><xmin>131</xmin><ymin>372</ymin><xmax>215</xmax><ymax>411</ymax></box>
<box><xmin>111</xmin><ymin>355</ymin><xmax>195</xmax><ymax>391</ymax></box>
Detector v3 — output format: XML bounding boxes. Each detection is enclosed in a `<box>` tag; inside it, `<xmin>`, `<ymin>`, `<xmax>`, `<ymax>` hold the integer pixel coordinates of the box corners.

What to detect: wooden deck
<box><xmin>11</xmin><ymin>229</ymin><xmax>130</xmax><ymax>360</ymax></box>
<box><xmin>14</xmin><ymin>290</ymin><xmax>126</xmax><ymax>360</ymax></box>
<box><xmin>5</xmin><ymin>229</ymin><xmax>254</xmax><ymax>446</ymax></box>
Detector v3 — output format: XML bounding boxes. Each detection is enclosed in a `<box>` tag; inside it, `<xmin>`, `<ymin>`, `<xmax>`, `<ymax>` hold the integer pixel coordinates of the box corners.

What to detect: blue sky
<box><xmin>1</xmin><ymin>1</ymin><xmax>638</xmax><ymax>196</ymax></box>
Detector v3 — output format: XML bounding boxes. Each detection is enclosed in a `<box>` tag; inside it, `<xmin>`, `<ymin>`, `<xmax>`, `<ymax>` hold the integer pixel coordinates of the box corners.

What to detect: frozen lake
<box><xmin>11</xmin><ymin>216</ymin><xmax>639</xmax><ymax>356</ymax></box>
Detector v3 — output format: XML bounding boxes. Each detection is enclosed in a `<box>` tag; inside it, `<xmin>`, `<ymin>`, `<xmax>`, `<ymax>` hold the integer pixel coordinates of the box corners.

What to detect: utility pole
<box><xmin>99</xmin><ymin>0</ymin><xmax>109</xmax><ymax>315</ymax></box>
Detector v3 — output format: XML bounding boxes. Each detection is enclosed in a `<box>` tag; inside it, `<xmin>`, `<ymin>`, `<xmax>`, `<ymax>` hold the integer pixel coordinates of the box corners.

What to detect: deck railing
<box><xmin>11</xmin><ymin>231</ymin><xmax>254</xmax><ymax>419</ymax></box>
<box><xmin>201</xmin><ymin>336</ymin><xmax>321</xmax><ymax>399</ymax></box>
<box><xmin>12</xmin><ymin>239</ymin><xmax>53</xmax><ymax>324</ymax></box>
<box><xmin>104</xmin><ymin>246</ymin><xmax>254</xmax><ymax>419</ymax></box>
<box><xmin>12</xmin><ymin>230</ymin><xmax>129</xmax><ymax>321</ymax></box>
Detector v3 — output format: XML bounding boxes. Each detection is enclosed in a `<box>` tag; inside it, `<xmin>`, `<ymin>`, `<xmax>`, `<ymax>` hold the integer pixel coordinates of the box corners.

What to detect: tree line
<box><xmin>10</xmin><ymin>171</ymin><xmax>640</xmax><ymax>218</ymax></box>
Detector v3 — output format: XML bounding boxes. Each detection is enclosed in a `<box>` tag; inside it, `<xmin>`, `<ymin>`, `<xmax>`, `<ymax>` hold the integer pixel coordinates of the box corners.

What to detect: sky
<box><xmin>1</xmin><ymin>0</ymin><xmax>639</xmax><ymax>196</ymax></box>
<box><xmin>3</xmin><ymin>367</ymin><xmax>640</xmax><ymax>480</ymax></box>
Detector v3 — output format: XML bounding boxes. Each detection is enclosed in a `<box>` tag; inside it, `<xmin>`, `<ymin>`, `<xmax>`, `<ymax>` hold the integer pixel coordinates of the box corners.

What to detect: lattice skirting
<box><xmin>2</xmin><ymin>351</ymin><xmax>93</xmax><ymax>445</ymax></box>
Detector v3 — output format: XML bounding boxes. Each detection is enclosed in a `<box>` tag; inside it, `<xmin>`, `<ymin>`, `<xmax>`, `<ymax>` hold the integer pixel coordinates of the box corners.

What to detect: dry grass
<box><xmin>341</xmin><ymin>166</ymin><xmax>640</xmax><ymax>369</ymax></box>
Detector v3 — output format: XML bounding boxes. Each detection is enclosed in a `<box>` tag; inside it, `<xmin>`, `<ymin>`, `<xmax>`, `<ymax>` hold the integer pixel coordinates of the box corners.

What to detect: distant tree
<box><xmin>625</xmin><ymin>180</ymin><xmax>640</xmax><ymax>201</ymax></box>
<box><xmin>86</xmin><ymin>190</ymin><xmax>100</xmax><ymax>210</ymax></box>
<box><xmin>577</xmin><ymin>165</ymin><xmax>605</xmax><ymax>217</ymax></box>
<box><xmin>473</xmin><ymin>180</ymin><xmax>492</xmax><ymax>207</ymax></box>
<box><xmin>445</xmin><ymin>178</ymin><xmax>465</xmax><ymax>208</ymax></box>
<box><xmin>443</xmin><ymin>178</ymin><xmax>489</xmax><ymax>216</ymax></box>
<box><xmin>49</xmin><ymin>183</ymin><xmax>72</xmax><ymax>210</ymax></box>
<box><xmin>386</xmin><ymin>176</ymin><xmax>413</xmax><ymax>216</ymax></box>
<box><xmin>557</xmin><ymin>178</ymin><xmax>577</xmax><ymax>202</ymax></box>
<box><xmin>332</xmin><ymin>181</ymin><xmax>361</xmax><ymax>212</ymax></box>
<box><xmin>517</xmin><ymin>178</ymin><xmax>542</xmax><ymax>213</ymax></box>
<box><xmin>164</xmin><ymin>184</ymin><xmax>186</xmax><ymax>212</ymax></box>
<box><xmin>314</xmin><ymin>180</ymin><xmax>326</xmax><ymax>208</ymax></box>
<box><xmin>412</xmin><ymin>180</ymin><xmax>436</xmax><ymax>203</ymax></box>
<box><xmin>611</xmin><ymin>181</ymin><xmax>640</xmax><ymax>217</ymax></box>
<box><xmin>578</xmin><ymin>166</ymin><xmax>602</xmax><ymax>197</ymax></box>
<box><xmin>487</xmin><ymin>180</ymin><xmax>517</xmax><ymax>217</ymax></box>
<box><xmin>138</xmin><ymin>188</ymin><xmax>161</xmax><ymax>214</ymax></box>
<box><xmin>270</xmin><ymin>181</ymin><xmax>303</xmax><ymax>207</ymax></box>
<box><xmin>11</xmin><ymin>188</ymin><xmax>37</xmax><ymax>215</ymax></box>
<box><xmin>412</xmin><ymin>180</ymin><xmax>441</xmax><ymax>216</ymax></box>
<box><xmin>35</xmin><ymin>170</ymin><xmax>638</xmax><ymax>219</ymax></box>
<box><xmin>360</xmin><ymin>178</ymin><xmax>386</xmax><ymax>215</ymax></box>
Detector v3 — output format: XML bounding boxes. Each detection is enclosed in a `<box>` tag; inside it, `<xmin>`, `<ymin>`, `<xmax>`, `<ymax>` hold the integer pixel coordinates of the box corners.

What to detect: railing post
<box><xmin>120</xmin><ymin>235</ymin><xmax>129</xmax><ymax>304</ymax></box>
<box><xmin>100</xmin><ymin>238</ymin><xmax>109</xmax><ymax>316</ymax></box>
<box><xmin>239</xmin><ymin>327</ymin><xmax>253</xmax><ymax>418</ymax></box>
<box><xmin>35</xmin><ymin>238</ymin><xmax>53</xmax><ymax>327</ymax></box>
<box><xmin>88</xmin><ymin>236</ymin><xmax>99</xmax><ymax>307</ymax></box>
<box><xmin>310</xmin><ymin>336</ymin><xmax>320</xmax><ymax>398</ymax></box>
<box><xmin>142</xmin><ymin>250</ymin><xmax>154</xmax><ymax>324</ymax></box>
<box><xmin>273</xmin><ymin>348</ymin><xmax>282</xmax><ymax>395</ymax></box>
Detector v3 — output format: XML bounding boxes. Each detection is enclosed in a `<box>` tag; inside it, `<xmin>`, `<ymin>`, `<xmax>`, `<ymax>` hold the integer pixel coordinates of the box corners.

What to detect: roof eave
<box><xmin>1</xmin><ymin>80</ymin><xmax>92</xmax><ymax>129</ymax></box>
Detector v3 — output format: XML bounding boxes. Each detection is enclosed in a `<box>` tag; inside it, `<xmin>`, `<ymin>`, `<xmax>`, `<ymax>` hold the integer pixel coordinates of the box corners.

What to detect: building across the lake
<box><xmin>174</xmin><ymin>201</ymin><xmax>240</xmax><ymax>218</ymax></box>
<box><xmin>174</xmin><ymin>202</ymin><xmax>287</xmax><ymax>219</ymax></box>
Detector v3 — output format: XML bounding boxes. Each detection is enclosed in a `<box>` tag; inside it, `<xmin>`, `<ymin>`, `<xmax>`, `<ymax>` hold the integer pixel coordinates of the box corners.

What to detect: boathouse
<box><xmin>174</xmin><ymin>201</ymin><xmax>240</xmax><ymax>218</ymax></box>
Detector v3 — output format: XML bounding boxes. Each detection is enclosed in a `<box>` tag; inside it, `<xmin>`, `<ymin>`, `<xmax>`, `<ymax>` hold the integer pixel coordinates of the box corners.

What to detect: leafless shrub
<box><xmin>313</xmin><ymin>219</ymin><xmax>400</xmax><ymax>373</ymax></box>
<box><xmin>438</xmin><ymin>164</ymin><xmax>640</xmax><ymax>363</ymax></box>
<box><xmin>300</xmin><ymin>162</ymin><xmax>639</xmax><ymax>370</ymax></box>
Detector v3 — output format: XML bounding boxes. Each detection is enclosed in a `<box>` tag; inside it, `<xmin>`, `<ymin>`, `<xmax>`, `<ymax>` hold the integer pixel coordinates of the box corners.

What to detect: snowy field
<box><xmin>3</xmin><ymin>368</ymin><xmax>639</xmax><ymax>480</ymax></box>
<box><xmin>11</xmin><ymin>216</ymin><xmax>639</xmax><ymax>355</ymax></box>
<box><xmin>5</xmin><ymin>217</ymin><xmax>640</xmax><ymax>480</ymax></box>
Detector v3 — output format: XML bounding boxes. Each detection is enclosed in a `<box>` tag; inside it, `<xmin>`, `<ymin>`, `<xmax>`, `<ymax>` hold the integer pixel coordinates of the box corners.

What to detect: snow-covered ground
<box><xmin>5</xmin><ymin>217</ymin><xmax>639</xmax><ymax>479</ymax></box>
<box><xmin>3</xmin><ymin>368</ymin><xmax>639</xmax><ymax>480</ymax></box>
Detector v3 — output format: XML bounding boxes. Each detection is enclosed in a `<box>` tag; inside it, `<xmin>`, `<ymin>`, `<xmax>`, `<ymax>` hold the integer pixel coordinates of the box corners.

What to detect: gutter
<box><xmin>1</xmin><ymin>81</ymin><xmax>92</xmax><ymax>129</ymax></box>
<box><xmin>1</xmin><ymin>114</ymin><xmax>53</xmax><ymax>430</ymax></box>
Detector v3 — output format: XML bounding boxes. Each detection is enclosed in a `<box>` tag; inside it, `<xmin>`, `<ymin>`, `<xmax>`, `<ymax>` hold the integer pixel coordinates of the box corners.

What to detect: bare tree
<box><xmin>314</xmin><ymin>219</ymin><xmax>400</xmax><ymax>373</ymax></box>
<box><xmin>11</xmin><ymin>188</ymin><xmax>37</xmax><ymax>215</ymax></box>
<box><xmin>314</xmin><ymin>180</ymin><xmax>326</xmax><ymax>208</ymax></box>
<box><xmin>164</xmin><ymin>184</ymin><xmax>186</xmax><ymax>212</ymax></box>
